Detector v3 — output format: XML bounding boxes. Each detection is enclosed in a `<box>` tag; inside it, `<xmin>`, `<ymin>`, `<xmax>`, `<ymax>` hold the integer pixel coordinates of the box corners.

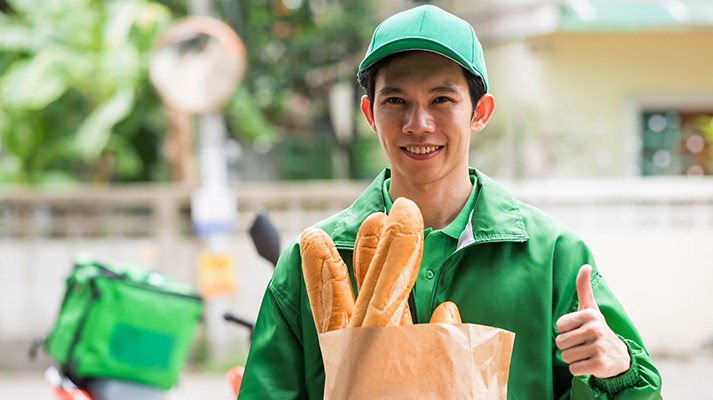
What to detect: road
<box><xmin>1</xmin><ymin>355</ymin><xmax>712</xmax><ymax>399</ymax></box>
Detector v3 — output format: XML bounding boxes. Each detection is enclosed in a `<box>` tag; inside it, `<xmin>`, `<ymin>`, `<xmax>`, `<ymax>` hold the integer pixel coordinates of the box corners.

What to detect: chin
<box><xmin>399</xmin><ymin>168</ymin><xmax>442</xmax><ymax>184</ymax></box>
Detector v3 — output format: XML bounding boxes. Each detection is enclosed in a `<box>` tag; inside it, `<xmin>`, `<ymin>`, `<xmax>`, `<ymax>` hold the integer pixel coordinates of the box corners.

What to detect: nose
<box><xmin>403</xmin><ymin>105</ymin><xmax>435</xmax><ymax>135</ymax></box>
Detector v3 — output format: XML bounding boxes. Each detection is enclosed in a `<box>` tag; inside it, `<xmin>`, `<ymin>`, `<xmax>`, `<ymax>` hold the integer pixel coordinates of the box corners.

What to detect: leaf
<box><xmin>0</xmin><ymin>45</ymin><xmax>91</xmax><ymax>110</ymax></box>
<box><xmin>29</xmin><ymin>134</ymin><xmax>78</xmax><ymax>179</ymax></box>
<box><xmin>106</xmin><ymin>134</ymin><xmax>143</xmax><ymax>176</ymax></box>
<box><xmin>75</xmin><ymin>87</ymin><xmax>135</xmax><ymax>160</ymax></box>
<box><xmin>104</xmin><ymin>0</ymin><xmax>141</xmax><ymax>48</ymax></box>
<box><xmin>0</xmin><ymin>153</ymin><xmax>21</xmax><ymax>183</ymax></box>
<box><xmin>0</xmin><ymin>46</ymin><xmax>80</xmax><ymax>110</ymax></box>
<box><xmin>133</xmin><ymin>1</ymin><xmax>173</xmax><ymax>35</ymax></box>
<box><xmin>0</xmin><ymin>112</ymin><xmax>41</xmax><ymax>161</ymax></box>
<box><xmin>227</xmin><ymin>86</ymin><xmax>278</xmax><ymax>142</ymax></box>
<box><xmin>0</xmin><ymin>17</ymin><xmax>48</xmax><ymax>52</ymax></box>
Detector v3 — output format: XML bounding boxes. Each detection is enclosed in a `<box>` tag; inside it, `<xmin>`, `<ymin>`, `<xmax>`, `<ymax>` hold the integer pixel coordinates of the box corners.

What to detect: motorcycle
<box><xmin>31</xmin><ymin>336</ymin><xmax>172</xmax><ymax>400</ymax></box>
<box><xmin>30</xmin><ymin>209</ymin><xmax>279</xmax><ymax>400</ymax></box>
<box><xmin>30</xmin><ymin>259</ymin><xmax>204</xmax><ymax>400</ymax></box>
<box><xmin>40</xmin><ymin>363</ymin><xmax>169</xmax><ymax>400</ymax></box>
<box><xmin>223</xmin><ymin>209</ymin><xmax>281</xmax><ymax>398</ymax></box>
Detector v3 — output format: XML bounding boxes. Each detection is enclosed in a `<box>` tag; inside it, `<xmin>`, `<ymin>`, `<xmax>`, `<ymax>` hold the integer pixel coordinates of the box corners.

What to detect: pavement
<box><xmin>1</xmin><ymin>355</ymin><xmax>712</xmax><ymax>399</ymax></box>
<box><xmin>0</xmin><ymin>369</ymin><xmax>235</xmax><ymax>400</ymax></box>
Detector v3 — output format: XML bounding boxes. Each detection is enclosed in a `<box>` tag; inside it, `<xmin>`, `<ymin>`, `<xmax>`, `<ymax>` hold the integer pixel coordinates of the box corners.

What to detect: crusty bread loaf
<box><xmin>353</xmin><ymin>212</ymin><xmax>387</xmax><ymax>291</ymax></box>
<box><xmin>429</xmin><ymin>301</ymin><xmax>462</xmax><ymax>324</ymax></box>
<box><xmin>350</xmin><ymin>197</ymin><xmax>423</xmax><ymax>328</ymax></box>
<box><xmin>354</xmin><ymin>211</ymin><xmax>414</xmax><ymax>326</ymax></box>
<box><xmin>300</xmin><ymin>227</ymin><xmax>355</xmax><ymax>333</ymax></box>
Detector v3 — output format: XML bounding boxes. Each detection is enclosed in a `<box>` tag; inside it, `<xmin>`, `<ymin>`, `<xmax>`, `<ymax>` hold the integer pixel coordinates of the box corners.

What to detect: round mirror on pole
<box><xmin>149</xmin><ymin>16</ymin><xmax>247</xmax><ymax>114</ymax></box>
<box><xmin>149</xmin><ymin>16</ymin><xmax>247</xmax><ymax>300</ymax></box>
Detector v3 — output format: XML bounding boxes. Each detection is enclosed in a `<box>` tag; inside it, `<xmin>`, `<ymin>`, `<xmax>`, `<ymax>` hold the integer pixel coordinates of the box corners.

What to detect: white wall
<box><xmin>478</xmin><ymin>31</ymin><xmax>713</xmax><ymax>178</ymax></box>
<box><xmin>2</xmin><ymin>179</ymin><xmax>712</xmax><ymax>370</ymax></box>
<box><xmin>586</xmin><ymin>231</ymin><xmax>713</xmax><ymax>355</ymax></box>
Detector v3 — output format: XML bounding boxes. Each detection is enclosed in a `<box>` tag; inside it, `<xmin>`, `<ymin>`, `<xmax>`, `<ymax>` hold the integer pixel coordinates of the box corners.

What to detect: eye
<box><xmin>433</xmin><ymin>96</ymin><xmax>453</xmax><ymax>103</ymax></box>
<box><xmin>384</xmin><ymin>97</ymin><xmax>405</xmax><ymax>104</ymax></box>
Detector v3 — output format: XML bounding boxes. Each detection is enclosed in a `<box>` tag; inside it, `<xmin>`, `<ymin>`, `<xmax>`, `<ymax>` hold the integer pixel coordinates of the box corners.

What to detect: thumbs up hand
<box><xmin>555</xmin><ymin>265</ymin><xmax>631</xmax><ymax>378</ymax></box>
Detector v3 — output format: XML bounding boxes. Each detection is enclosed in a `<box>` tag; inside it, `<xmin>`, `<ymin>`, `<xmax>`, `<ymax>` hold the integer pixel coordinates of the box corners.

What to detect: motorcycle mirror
<box><xmin>249</xmin><ymin>209</ymin><xmax>281</xmax><ymax>267</ymax></box>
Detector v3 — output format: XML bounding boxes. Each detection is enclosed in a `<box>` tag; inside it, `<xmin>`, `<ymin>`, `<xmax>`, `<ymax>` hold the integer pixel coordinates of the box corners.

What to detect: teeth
<box><xmin>406</xmin><ymin>146</ymin><xmax>439</xmax><ymax>154</ymax></box>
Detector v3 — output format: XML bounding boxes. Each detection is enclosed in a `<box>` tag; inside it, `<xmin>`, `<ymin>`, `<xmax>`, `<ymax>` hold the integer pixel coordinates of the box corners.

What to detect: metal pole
<box><xmin>187</xmin><ymin>0</ymin><xmax>237</xmax><ymax>364</ymax></box>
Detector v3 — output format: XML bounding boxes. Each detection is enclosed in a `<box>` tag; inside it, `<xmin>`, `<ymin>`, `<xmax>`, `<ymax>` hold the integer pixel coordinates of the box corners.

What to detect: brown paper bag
<box><xmin>318</xmin><ymin>323</ymin><xmax>516</xmax><ymax>400</ymax></box>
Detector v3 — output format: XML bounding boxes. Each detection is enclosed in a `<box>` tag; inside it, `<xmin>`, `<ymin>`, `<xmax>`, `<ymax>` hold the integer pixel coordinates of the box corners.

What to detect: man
<box><xmin>239</xmin><ymin>5</ymin><xmax>662</xmax><ymax>399</ymax></box>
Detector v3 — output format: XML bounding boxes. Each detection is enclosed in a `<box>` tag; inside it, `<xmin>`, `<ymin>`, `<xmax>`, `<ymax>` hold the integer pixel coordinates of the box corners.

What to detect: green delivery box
<box><xmin>45</xmin><ymin>258</ymin><xmax>203</xmax><ymax>389</ymax></box>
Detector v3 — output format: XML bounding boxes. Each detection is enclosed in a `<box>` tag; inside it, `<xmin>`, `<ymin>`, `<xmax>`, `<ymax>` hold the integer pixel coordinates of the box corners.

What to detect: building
<box><xmin>378</xmin><ymin>0</ymin><xmax>713</xmax><ymax>179</ymax></box>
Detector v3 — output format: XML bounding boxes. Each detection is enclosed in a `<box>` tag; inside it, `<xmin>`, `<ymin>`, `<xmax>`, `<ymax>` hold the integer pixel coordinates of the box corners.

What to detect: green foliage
<box><xmin>235</xmin><ymin>0</ymin><xmax>374</xmax><ymax>118</ymax></box>
<box><xmin>698</xmin><ymin>116</ymin><xmax>713</xmax><ymax>173</ymax></box>
<box><xmin>0</xmin><ymin>0</ymin><xmax>173</xmax><ymax>184</ymax></box>
<box><xmin>0</xmin><ymin>0</ymin><xmax>380</xmax><ymax>183</ymax></box>
<box><xmin>226</xmin><ymin>86</ymin><xmax>278</xmax><ymax>144</ymax></box>
<box><xmin>220</xmin><ymin>0</ymin><xmax>378</xmax><ymax>179</ymax></box>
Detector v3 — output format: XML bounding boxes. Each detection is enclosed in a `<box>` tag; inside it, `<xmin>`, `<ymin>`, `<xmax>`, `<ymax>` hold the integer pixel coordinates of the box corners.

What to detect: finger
<box><xmin>555</xmin><ymin>330</ymin><xmax>583</xmax><ymax>351</ymax></box>
<box><xmin>555</xmin><ymin>314</ymin><xmax>599</xmax><ymax>349</ymax></box>
<box><xmin>576</xmin><ymin>264</ymin><xmax>599</xmax><ymax>311</ymax></box>
<box><xmin>569</xmin><ymin>357</ymin><xmax>599</xmax><ymax>377</ymax></box>
<box><xmin>560</xmin><ymin>343</ymin><xmax>594</xmax><ymax>365</ymax></box>
<box><xmin>556</xmin><ymin>309</ymin><xmax>587</xmax><ymax>333</ymax></box>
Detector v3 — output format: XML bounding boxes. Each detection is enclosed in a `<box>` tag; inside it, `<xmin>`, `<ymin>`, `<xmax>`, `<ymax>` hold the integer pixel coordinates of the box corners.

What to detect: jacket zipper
<box><xmin>428</xmin><ymin>237</ymin><xmax>527</xmax><ymax>316</ymax></box>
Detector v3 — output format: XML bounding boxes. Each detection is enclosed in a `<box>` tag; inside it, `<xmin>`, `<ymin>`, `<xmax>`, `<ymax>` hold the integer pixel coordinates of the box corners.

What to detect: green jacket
<box><xmin>239</xmin><ymin>169</ymin><xmax>661</xmax><ymax>399</ymax></box>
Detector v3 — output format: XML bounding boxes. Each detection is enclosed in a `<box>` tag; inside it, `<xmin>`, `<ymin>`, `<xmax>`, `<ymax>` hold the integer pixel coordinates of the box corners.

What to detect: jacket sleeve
<box><xmin>238</xmin><ymin>243</ymin><xmax>309</xmax><ymax>400</ymax></box>
<box><xmin>552</xmin><ymin>236</ymin><xmax>662</xmax><ymax>399</ymax></box>
<box><xmin>237</xmin><ymin>283</ymin><xmax>307</xmax><ymax>399</ymax></box>
<box><xmin>567</xmin><ymin>271</ymin><xmax>662</xmax><ymax>399</ymax></box>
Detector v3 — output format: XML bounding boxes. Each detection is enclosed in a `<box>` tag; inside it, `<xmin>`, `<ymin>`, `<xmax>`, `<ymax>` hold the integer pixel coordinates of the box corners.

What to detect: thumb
<box><xmin>576</xmin><ymin>264</ymin><xmax>599</xmax><ymax>311</ymax></box>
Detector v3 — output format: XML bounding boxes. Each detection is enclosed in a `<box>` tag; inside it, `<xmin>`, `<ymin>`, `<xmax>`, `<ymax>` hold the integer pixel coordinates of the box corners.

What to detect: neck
<box><xmin>388</xmin><ymin>171</ymin><xmax>472</xmax><ymax>231</ymax></box>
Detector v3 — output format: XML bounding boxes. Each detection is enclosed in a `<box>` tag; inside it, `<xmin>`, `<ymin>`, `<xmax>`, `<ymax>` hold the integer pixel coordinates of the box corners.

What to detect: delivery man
<box><xmin>239</xmin><ymin>5</ymin><xmax>662</xmax><ymax>399</ymax></box>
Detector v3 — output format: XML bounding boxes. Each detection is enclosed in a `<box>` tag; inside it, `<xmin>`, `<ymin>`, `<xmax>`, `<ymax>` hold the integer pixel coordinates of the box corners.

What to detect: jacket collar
<box><xmin>468</xmin><ymin>168</ymin><xmax>529</xmax><ymax>245</ymax></box>
<box><xmin>329</xmin><ymin>168</ymin><xmax>528</xmax><ymax>249</ymax></box>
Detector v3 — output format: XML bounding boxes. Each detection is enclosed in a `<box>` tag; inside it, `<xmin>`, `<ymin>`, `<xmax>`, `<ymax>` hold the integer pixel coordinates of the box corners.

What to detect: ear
<box><xmin>360</xmin><ymin>95</ymin><xmax>377</xmax><ymax>133</ymax></box>
<box><xmin>470</xmin><ymin>93</ymin><xmax>495</xmax><ymax>133</ymax></box>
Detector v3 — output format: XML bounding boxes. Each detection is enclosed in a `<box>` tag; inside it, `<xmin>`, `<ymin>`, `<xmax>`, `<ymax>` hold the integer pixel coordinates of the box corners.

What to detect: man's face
<box><xmin>361</xmin><ymin>51</ymin><xmax>491</xmax><ymax>187</ymax></box>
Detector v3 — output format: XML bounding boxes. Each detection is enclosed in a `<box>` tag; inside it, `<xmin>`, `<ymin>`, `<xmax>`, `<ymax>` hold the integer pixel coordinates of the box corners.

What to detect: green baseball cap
<box><xmin>358</xmin><ymin>5</ymin><xmax>488</xmax><ymax>91</ymax></box>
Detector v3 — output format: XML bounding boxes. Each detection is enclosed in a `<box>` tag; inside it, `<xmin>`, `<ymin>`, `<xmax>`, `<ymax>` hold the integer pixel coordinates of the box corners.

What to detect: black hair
<box><xmin>357</xmin><ymin>51</ymin><xmax>486</xmax><ymax>114</ymax></box>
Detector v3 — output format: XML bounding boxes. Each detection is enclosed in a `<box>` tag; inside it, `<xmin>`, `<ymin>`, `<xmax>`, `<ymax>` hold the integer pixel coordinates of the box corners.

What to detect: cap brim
<box><xmin>358</xmin><ymin>37</ymin><xmax>484</xmax><ymax>82</ymax></box>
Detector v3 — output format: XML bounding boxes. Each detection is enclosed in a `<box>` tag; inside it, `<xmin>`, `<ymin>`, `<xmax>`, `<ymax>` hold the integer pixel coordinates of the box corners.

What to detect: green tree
<box><xmin>219</xmin><ymin>0</ymin><xmax>378</xmax><ymax>178</ymax></box>
<box><xmin>0</xmin><ymin>0</ymin><xmax>379</xmax><ymax>184</ymax></box>
<box><xmin>0</xmin><ymin>0</ymin><xmax>174</xmax><ymax>184</ymax></box>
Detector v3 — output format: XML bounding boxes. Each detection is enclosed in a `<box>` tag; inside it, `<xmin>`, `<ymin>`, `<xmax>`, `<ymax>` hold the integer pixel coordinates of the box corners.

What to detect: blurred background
<box><xmin>1</xmin><ymin>0</ymin><xmax>712</xmax><ymax>398</ymax></box>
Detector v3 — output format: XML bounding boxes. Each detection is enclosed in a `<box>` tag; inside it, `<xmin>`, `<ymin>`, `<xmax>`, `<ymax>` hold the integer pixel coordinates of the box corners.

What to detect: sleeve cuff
<box><xmin>591</xmin><ymin>336</ymin><xmax>641</xmax><ymax>394</ymax></box>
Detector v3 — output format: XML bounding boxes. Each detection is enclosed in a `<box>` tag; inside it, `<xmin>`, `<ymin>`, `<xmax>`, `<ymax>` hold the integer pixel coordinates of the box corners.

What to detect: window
<box><xmin>641</xmin><ymin>110</ymin><xmax>713</xmax><ymax>176</ymax></box>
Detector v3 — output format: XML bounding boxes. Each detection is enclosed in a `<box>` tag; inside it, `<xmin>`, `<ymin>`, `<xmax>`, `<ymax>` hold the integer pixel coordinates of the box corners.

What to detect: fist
<box><xmin>555</xmin><ymin>265</ymin><xmax>630</xmax><ymax>378</ymax></box>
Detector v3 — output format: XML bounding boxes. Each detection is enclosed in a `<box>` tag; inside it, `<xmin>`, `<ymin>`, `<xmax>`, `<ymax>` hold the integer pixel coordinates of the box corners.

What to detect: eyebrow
<box><xmin>377</xmin><ymin>86</ymin><xmax>405</xmax><ymax>96</ymax></box>
<box><xmin>377</xmin><ymin>83</ymin><xmax>460</xmax><ymax>96</ymax></box>
<box><xmin>428</xmin><ymin>84</ymin><xmax>459</xmax><ymax>94</ymax></box>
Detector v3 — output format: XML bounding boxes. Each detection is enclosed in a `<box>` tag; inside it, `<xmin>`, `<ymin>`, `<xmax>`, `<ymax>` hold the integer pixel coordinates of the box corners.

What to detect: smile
<box><xmin>404</xmin><ymin>146</ymin><xmax>442</xmax><ymax>155</ymax></box>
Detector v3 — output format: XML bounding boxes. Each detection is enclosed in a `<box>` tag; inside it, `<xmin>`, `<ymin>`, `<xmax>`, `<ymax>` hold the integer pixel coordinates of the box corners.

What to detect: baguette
<box><xmin>353</xmin><ymin>212</ymin><xmax>387</xmax><ymax>291</ymax></box>
<box><xmin>429</xmin><ymin>301</ymin><xmax>462</xmax><ymax>324</ymax></box>
<box><xmin>354</xmin><ymin>211</ymin><xmax>414</xmax><ymax>326</ymax></box>
<box><xmin>300</xmin><ymin>227</ymin><xmax>355</xmax><ymax>333</ymax></box>
<box><xmin>350</xmin><ymin>197</ymin><xmax>423</xmax><ymax>328</ymax></box>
